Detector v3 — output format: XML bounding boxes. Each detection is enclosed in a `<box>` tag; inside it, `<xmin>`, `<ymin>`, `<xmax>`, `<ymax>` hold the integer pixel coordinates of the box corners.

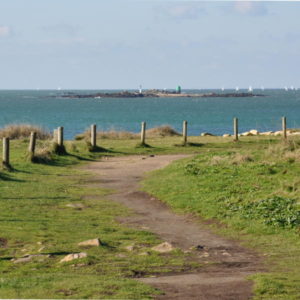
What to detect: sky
<box><xmin>0</xmin><ymin>0</ymin><xmax>300</xmax><ymax>89</ymax></box>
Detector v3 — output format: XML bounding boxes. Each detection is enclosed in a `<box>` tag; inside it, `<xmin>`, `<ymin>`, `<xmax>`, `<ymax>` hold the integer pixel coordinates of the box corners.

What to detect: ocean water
<box><xmin>0</xmin><ymin>89</ymin><xmax>299</xmax><ymax>139</ymax></box>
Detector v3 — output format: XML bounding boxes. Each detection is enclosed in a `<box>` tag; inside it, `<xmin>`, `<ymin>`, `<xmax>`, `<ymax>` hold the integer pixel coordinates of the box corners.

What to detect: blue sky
<box><xmin>0</xmin><ymin>1</ymin><xmax>300</xmax><ymax>89</ymax></box>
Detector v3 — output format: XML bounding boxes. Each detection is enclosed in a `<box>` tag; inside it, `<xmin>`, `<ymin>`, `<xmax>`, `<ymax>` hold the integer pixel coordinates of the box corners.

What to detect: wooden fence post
<box><xmin>234</xmin><ymin>118</ymin><xmax>239</xmax><ymax>141</ymax></box>
<box><xmin>2</xmin><ymin>137</ymin><xmax>10</xmax><ymax>168</ymax></box>
<box><xmin>183</xmin><ymin>120</ymin><xmax>187</xmax><ymax>144</ymax></box>
<box><xmin>53</xmin><ymin>129</ymin><xmax>58</xmax><ymax>141</ymax></box>
<box><xmin>57</xmin><ymin>127</ymin><xmax>64</xmax><ymax>147</ymax></box>
<box><xmin>282</xmin><ymin>116</ymin><xmax>287</xmax><ymax>139</ymax></box>
<box><xmin>91</xmin><ymin>124</ymin><xmax>97</xmax><ymax>147</ymax></box>
<box><xmin>29</xmin><ymin>131</ymin><xmax>37</xmax><ymax>154</ymax></box>
<box><xmin>141</xmin><ymin>122</ymin><xmax>146</xmax><ymax>144</ymax></box>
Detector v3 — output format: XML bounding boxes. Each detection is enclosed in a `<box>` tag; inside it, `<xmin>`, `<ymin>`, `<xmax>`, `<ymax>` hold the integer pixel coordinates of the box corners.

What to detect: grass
<box><xmin>0</xmin><ymin>138</ymin><xmax>204</xmax><ymax>299</ymax></box>
<box><xmin>1</xmin><ymin>133</ymin><xmax>299</xmax><ymax>298</ymax></box>
<box><xmin>142</xmin><ymin>137</ymin><xmax>300</xmax><ymax>299</ymax></box>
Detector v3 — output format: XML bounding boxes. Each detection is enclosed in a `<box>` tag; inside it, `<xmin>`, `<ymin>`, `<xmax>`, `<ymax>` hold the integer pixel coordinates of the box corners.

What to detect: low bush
<box><xmin>0</xmin><ymin>124</ymin><xmax>51</xmax><ymax>140</ymax></box>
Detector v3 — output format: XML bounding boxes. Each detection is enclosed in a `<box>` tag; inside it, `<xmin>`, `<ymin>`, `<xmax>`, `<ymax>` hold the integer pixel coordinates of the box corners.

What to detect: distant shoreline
<box><xmin>58</xmin><ymin>90</ymin><xmax>265</xmax><ymax>99</ymax></box>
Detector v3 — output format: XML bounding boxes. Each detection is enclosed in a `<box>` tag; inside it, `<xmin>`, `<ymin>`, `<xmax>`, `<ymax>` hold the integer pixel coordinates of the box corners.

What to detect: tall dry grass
<box><xmin>0</xmin><ymin>124</ymin><xmax>51</xmax><ymax>140</ymax></box>
<box><xmin>76</xmin><ymin>125</ymin><xmax>181</xmax><ymax>140</ymax></box>
<box><xmin>266</xmin><ymin>138</ymin><xmax>300</xmax><ymax>162</ymax></box>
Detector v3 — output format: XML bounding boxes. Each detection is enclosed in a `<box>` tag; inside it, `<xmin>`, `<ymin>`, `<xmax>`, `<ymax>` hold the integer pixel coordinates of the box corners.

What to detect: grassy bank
<box><xmin>143</xmin><ymin>138</ymin><xmax>300</xmax><ymax>299</ymax></box>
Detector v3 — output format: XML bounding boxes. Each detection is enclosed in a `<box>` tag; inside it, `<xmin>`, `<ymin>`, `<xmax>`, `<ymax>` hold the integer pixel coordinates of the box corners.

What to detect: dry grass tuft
<box><xmin>0</xmin><ymin>124</ymin><xmax>51</xmax><ymax>140</ymax></box>
<box><xmin>210</xmin><ymin>155</ymin><xmax>228</xmax><ymax>165</ymax></box>
<box><xmin>210</xmin><ymin>153</ymin><xmax>253</xmax><ymax>166</ymax></box>
<box><xmin>267</xmin><ymin>138</ymin><xmax>300</xmax><ymax>156</ymax></box>
<box><xmin>76</xmin><ymin>125</ymin><xmax>180</xmax><ymax>140</ymax></box>
<box><xmin>146</xmin><ymin>125</ymin><xmax>180</xmax><ymax>137</ymax></box>
<box><xmin>231</xmin><ymin>153</ymin><xmax>253</xmax><ymax>165</ymax></box>
<box><xmin>32</xmin><ymin>148</ymin><xmax>53</xmax><ymax>163</ymax></box>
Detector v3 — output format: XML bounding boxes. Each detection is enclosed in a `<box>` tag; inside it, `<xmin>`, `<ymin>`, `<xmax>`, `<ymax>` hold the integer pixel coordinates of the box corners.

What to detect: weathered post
<box><xmin>91</xmin><ymin>124</ymin><xmax>97</xmax><ymax>147</ymax></box>
<box><xmin>141</xmin><ymin>122</ymin><xmax>146</xmax><ymax>144</ymax></box>
<box><xmin>29</xmin><ymin>131</ymin><xmax>37</xmax><ymax>154</ymax></box>
<box><xmin>53</xmin><ymin>129</ymin><xmax>58</xmax><ymax>141</ymax></box>
<box><xmin>57</xmin><ymin>126</ymin><xmax>64</xmax><ymax>147</ymax></box>
<box><xmin>2</xmin><ymin>137</ymin><xmax>10</xmax><ymax>168</ymax></box>
<box><xmin>282</xmin><ymin>116</ymin><xmax>287</xmax><ymax>139</ymax></box>
<box><xmin>233</xmin><ymin>118</ymin><xmax>239</xmax><ymax>141</ymax></box>
<box><xmin>183</xmin><ymin>120</ymin><xmax>187</xmax><ymax>145</ymax></box>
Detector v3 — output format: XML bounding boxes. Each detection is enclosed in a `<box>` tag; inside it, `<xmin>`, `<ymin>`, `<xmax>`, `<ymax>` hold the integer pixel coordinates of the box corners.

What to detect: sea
<box><xmin>0</xmin><ymin>89</ymin><xmax>299</xmax><ymax>140</ymax></box>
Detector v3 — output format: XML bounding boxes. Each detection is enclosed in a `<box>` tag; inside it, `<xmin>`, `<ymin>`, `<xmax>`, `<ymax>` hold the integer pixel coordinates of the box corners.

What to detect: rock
<box><xmin>66</xmin><ymin>203</ymin><xmax>86</xmax><ymax>209</ymax></box>
<box><xmin>12</xmin><ymin>254</ymin><xmax>49</xmax><ymax>264</ymax></box>
<box><xmin>124</xmin><ymin>244</ymin><xmax>135</xmax><ymax>252</ymax></box>
<box><xmin>223</xmin><ymin>134</ymin><xmax>231</xmax><ymax>137</ymax></box>
<box><xmin>274</xmin><ymin>131</ymin><xmax>282</xmax><ymax>136</ymax></box>
<box><xmin>139</xmin><ymin>251</ymin><xmax>150</xmax><ymax>256</ymax></box>
<box><xmin>241</xmin><ymin>131</ymin><xmax>253</xmax><ymax>136</ymax></box>
<box><xmin>78</xmin><ymin>238</ymin><xmax>101</xmax><ymax>247</ymax></box>
<box><xmin>151</xmin><ymin>242</ymin><xmax>174</xmax><ymax>253</ymax></box>
<box><xmin>221</xmin><ymin>250</ymin><xmax>232</xmax><ymax>256</ymax></box>
<box><xmin>194</xmin><ymin>245</ymin><xmax>205</xmax><ymax>251</ymax></box>
<box><xmin>60</xmin><ymin>252</ymin><xmax>87</xmax><ymax>263</ymax></box>
<box><xmin>116</xmin><ymin>253</ymin><xmax>127</xmax><ymax>258</ymax></box>
<box><xmin>201</xmin><ymin>132</ymin><xmax>214</xmax><ymax>137</ymax></box>
<box><xmin>260</xmin><ymin>131</ymin><xmax>274</xmax><ymax>136</ymax></box>
<box><xmin>199</xmin><ymin>252</ymin><xmax>210</xmax><ymax>258</ymax></box>
<box><xmin>291</xmin><ymin>132</ymin><xmax>300</xmax><ymax>136</ymax></box>
<box><xmin>249</xmin><ymin>129</ymin><xmax>259</xmax><ymax>135</ymax></box>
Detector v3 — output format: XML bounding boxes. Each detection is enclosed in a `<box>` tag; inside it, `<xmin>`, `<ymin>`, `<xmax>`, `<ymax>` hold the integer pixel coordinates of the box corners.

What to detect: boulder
<box><xmin>274</xmin><ymin>131</ymin><xmax>282</xmax><ymax>136</ymax></box>
<box><xmin>60</xmin><ymin>252</ymin><xmax>87</xmax><ymax>263</ymax></box>
<box><xmin>151</xmin><ymin>242</ymin><xmax>174</xmax><ymax>253</ymax></box>
<box><xmin>241</xmin><ymin>131</ymin><xmax>253</xmax><ymax>136</ymax></box>
<box><xmin>249</xmin><ymin>129</ymin><xmax>259</xmax><ymax>135</ymax></box>
<box><xmin>260</xmin><ymin>131</ymin><xmax>274</xmax><ymax>136</ymax></box>
<box><xmin>78</xmin><ymin>238</ymin><xmax>101</xmax><ymax>247</ymax></box>
<box><xmin>12</xmin><ymin>254</ymin><xmax>49</xmax><ymax>264</ymax></box>
<box><xmin>290</xmin><ymin>132</ymin><xmax>300</xmax><ymax>136</ymax></box>
<box><xmin>223</xmin><ymin>134</ymin><xmax>231</xmax><ymax>137</ymax></box>
<box><xmin>201</xmin><ymin>133</ymin><xmax>214</xmax><ymax>137</ymax></box>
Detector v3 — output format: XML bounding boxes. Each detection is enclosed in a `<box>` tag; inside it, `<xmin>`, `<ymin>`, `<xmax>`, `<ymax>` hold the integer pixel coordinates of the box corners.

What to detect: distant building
<box><xmin>176</xmin><ymin>85</ymin><xmax>181</xmax><ymax>94</ymax></box>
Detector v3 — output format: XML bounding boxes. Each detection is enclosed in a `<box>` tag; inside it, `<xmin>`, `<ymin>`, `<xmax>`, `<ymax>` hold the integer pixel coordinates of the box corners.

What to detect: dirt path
<box><xmin>85</xmin><ymin>155</ymin><xmax>262</xmax><ymax>299</ymax></box>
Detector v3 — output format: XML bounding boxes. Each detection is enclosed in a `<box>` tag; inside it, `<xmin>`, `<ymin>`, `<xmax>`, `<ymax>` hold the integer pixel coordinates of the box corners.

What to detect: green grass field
<box><xmin>1</xmin><ymin>135</ymin><xmax>300</xmax><ymax>299</ymax></box>
<box><xmin>142</xmin><ymin>137</ymin><xmax>300</xmax><ymax>300</ymax></box>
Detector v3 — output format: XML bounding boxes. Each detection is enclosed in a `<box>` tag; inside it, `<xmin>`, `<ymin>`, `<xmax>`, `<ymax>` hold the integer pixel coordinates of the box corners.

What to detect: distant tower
<box><xmin>139</xmin><ymin>85</ymin><xmax>142</xmax><ymax>94</ymax></box>
<box><xmin>176</xmin><ymin>85</ymin><xmax>181</xmax><ymax>94</ymax></box>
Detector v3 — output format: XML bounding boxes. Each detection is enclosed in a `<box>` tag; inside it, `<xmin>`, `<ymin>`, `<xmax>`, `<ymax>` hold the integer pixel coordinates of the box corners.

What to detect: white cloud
<box><xmin>233</xmin><ymin>1</ymin><xmax>268</xmax><ymax>16</ymax></box>
<box><xmin>0</xmin><ymin>26</ymin><xmax>11</xmax><ymax>37</ymax></box>
<box><xmin>155</xmin><ymin>3</ymin><xmax>206</xmax><ymax>20</ymax></box>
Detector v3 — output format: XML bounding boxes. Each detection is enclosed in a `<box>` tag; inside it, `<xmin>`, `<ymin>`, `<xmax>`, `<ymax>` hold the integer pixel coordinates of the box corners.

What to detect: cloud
<box><xmin>155</xmin><ymin>3</ymin><xmax>206</xmax><ymax>20</ymax></box>
<box><xmin>0</xmin><ymin>26</ymin><xmax>11</xmax><ymax>37</ymax></box>
<box><xmin>41</xmin><ymin>23</ymin><xmax>80</xmax><ymax>36</ymax></box>
<box><xmin>233</xmin><ymin>1</ymin><xmax>268</xmax><ymax>16</ymax></box>
<box><xmin>40</xmin><ymin>37</ymin><xmax>85</xmax><ymax>46</ymax></box>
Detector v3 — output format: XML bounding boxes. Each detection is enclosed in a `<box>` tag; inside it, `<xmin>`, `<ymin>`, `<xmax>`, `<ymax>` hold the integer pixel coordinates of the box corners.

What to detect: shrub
<box><xmin>226</xmin><ymin>196</ymin><xmax>300</xmax><ymax>228</ymax></box>
<box><xmin>0</xmin><ymin>124</ymin><xmax>51</xmax><ymax>140</ymax></box>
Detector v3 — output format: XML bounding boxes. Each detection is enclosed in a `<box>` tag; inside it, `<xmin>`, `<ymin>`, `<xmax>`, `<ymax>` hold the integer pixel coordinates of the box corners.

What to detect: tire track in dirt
<box><xmin>85</xmin><ymin>155</ymin><xmax>263</xmax><ymax>299</ymax></box>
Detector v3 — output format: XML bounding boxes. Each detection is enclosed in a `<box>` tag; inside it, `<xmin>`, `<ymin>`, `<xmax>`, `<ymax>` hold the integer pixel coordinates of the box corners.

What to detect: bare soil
<box><xmin>85</xmin><ymin>155</ymin><xmax>263</xmax><ymax>299</ymax></box>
